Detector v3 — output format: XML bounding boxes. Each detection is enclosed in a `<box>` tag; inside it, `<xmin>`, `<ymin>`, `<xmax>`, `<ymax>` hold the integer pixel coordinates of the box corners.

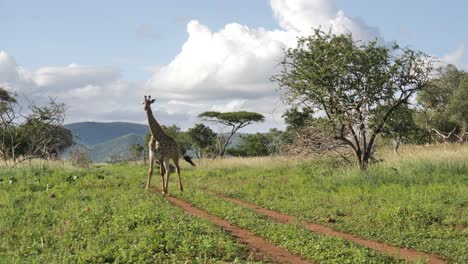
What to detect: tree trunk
<box><xmin>392</xmin><ymin>137</ymin><xmax>401</xmax><ymax>155</ymax></box>
<box><xmin>353</xmin><ymin>146</ymin><xmax>372</xmax><ymax>171</ymax></box>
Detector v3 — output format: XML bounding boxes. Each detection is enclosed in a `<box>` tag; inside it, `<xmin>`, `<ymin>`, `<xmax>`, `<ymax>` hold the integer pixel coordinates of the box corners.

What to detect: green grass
<box><xmin>0</xmin><ymin>165</ymin><xmax>252</xmax><ymax>263</ymax></box>
<box><xmin>1</xmin><ymin>145</ymin><xmax>467</xmax><ymax>263</ymax></box>
<box><xmin>181</xmin><ymin>148</ymin><xmax>468</xmax><ymax>263</ymax></box>
<box><xmin>174</xmin><ymin>190</ymin><xmax>402</xmax><ymax>264</ymax></box>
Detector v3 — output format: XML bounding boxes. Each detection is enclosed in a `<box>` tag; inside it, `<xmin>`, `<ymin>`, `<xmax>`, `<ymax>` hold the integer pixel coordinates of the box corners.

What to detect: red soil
<box><xmin>165</xmin><ymin>195</ymin><xmax>311</xmax><ymax>264</ymax></box>
<box><xmin>214</xmin><ymin>192</ymin><xmax>447</xmax><ymax>264</ymax></box>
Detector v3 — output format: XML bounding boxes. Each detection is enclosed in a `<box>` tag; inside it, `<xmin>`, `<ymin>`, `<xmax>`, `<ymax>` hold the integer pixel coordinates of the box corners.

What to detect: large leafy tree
<box><xmin>378</xmin><ymin>104</ymin><xmax>428</xmax><ymax>153</ymax></box>
<box><xmin>187</xmin><ymin>123</ymin><xmax>217</xmax><ymax>158</ymax></box>
<box><xmin>227</xmin><ymin>133</ymin><xmax>270</xmax><ymax>157</ymax></box>
<box><xmin>0</xmin><ymin>88</ymin><xmax>71</xmax><ymax>165</ymax></box>
<box><xmin>416</xmin><ymin>65</ymin><xmax>465</xmax><ymax>143</ymax></box>
<box><xmin>198</xmin><ymin>111</ymin><xmax>265</xmax><ymax>157</ymax></box>
<box><xmin>282</xmin><ymin>107</ymin><xmax>314</xmax><ymax>131</ymax></box>
<box><xmin>19</xmin><ymin>99</ymin><xmax>71</xmax><ymax>160</ymax></box>
<box><xmin>226</xmin><ymin>129</ymin><xmax>284</xmax><ymax>157</ymax></box>
<box><xmin>273</xmin><ymin>30</ymin><xmax>433</xmax><ymax>170</ymax></box>
<box><xmin>448</xmin><ymin>73</ymin><xmax>468</xmax><ymax>142</ymax></box>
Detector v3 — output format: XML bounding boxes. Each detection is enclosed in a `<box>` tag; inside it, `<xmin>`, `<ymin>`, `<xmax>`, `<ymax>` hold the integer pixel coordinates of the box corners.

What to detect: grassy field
<box><xmin>1</xmin><ymin>144</ymin><xmax>467</xmax><ymax>263</ymax></box>
<box><xmin>182</xmin><ymin>145</ymin><xmax>468</xmax><ymax>263</ymax></box>
<box><xmin>0</xmin><ymin>166</ymin><xmax>251</xmax><ymax>263</ymax></box>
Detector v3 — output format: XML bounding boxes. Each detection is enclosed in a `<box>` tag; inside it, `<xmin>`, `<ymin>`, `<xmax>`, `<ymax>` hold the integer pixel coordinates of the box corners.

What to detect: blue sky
<box><xmin>336</xmin><ymin>0</ymin><xmax>467</xmax><ymax>59</ymax></box>
<box><xmin>1</xmin><ymin>0</ymin><xmax>276</xmax><ymax>80</ymax></box>
<box><xmin>1</xmin><ymin>0</ymin><xmax>467</xmax><ymax>131</ymax></box>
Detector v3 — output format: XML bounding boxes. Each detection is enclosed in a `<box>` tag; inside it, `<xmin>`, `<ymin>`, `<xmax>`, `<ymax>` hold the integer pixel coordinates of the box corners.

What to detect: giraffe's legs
<box><xmin>163</xmin><ymin>159</ymin><xmax>171</xmax><ymax>194</ymax></box>
<box><xmin>146</xmin><ymin>149</ymin><xmax>155</xmax><ymax>190</ymax></box>
<box><xmin>174</xmin><ymin>158</ymin><xmax>183</xmax><ymax>191</ymax></box>
<box><xmin>159</xmin><ymin>157</ymin><xmax>166</xmax><ymax>194</ymax></box>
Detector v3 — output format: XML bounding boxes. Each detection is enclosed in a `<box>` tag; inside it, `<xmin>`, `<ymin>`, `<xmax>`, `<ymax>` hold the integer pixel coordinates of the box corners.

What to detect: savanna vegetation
<box><xmin>1</xmin><ymin>30</ymin><xmax>468</xmax><ymax>263</ymax></box>
<box><xmin>1</xmin><ymin>88</ymin><xmax>73</xmax><ymax>166</ymax></box>
<box><xmin>0</xmin><ymin>164</ymin><xmax>250</xmax><ymax>263</ymax></box>
<box><xmin>1</xmin><ymin>145</ymin><xmax>467</xmax><ymax>263</ymax></box>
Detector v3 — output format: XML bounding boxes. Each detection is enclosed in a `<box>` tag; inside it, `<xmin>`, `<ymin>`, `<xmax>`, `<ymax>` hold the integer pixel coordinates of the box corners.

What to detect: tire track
<box><xmin>209</xmin><ymin>191</ymin><xmax>447</xmax><ymax>264</ymax></box>
<box><xmin>165</xmin><ymin>195</ymin><xmax>311</xmax><ymax>264</ymax></box>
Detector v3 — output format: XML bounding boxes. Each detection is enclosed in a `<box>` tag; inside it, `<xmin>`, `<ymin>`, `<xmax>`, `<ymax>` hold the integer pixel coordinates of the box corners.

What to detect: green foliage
<box><xmin>198</xmin><ymin>111</ymin><xmax>265</xmax><ymax>157</ymax></box>
<box><xmin>282</xmin><ymin>107</ymin><xmax>314</xmax><ymax>131</ymax></box>
<box><xmin>378</xmin><ymin>105</ymin><xmax>429</xmax><ymax>145</ymax></box>
<box><xmin>416</xmin><ymin>65</ymin><xmax>467</xmax><ymax>141</ymax></box>
<box><xmin>0</xmin><ymin>87</ymin><xmax>16</xmax><ymax>106</ymax></box>
<box><xmin>448</xmin><ymin>74</ymin><xmax>468</xmax><ymax>135</ymax></box>
<box><xmin>1</xmin><ymin>95</ymin><xmax>71</xmax><ymax>165</ymax></box>
<box><xmin>187</xmin><ymin>123</ymin><xmax>217</xmax><ymax>158</ymax></box>
<box><xmin>274</xmin><ymin>29</ymin><xmax>433</xmax><ymax>169</ymax></box>
<box><xmin>175</xmin><ymin>131</ymin><xmax>192</xmax><ymax>155</ymax></box>
<box><xmin>227</xmin><ymin>130</ymin><xmax>284</xmax><ymax>157</ymax></box>
<box><xmin>161</xmin><ymin>125</ymin><xmax>192</xmax><ymax>155</ymax></box>
<box><xmin>227</xmin><ymin>133</ymin><xmax>270</xmax><ymax>157</ymax></box>
<box><xmin>160</xmin><ymin>124</ymin><xmax>180</xmax><ymax>139</ymax></box>
<box><xmin>199</xmin><ymin>111</ymin><xmax>265</xmax><ymax>127</ymax></box>
<box><xmin>128</xmin><ymin>144</ymin><xmax>144</xmax><ymax>161</ymax></box>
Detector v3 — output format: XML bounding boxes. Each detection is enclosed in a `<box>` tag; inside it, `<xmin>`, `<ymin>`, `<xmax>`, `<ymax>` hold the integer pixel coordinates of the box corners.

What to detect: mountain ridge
<box><xmin>64</xmin><ymin>121</ymin><xmax>245</xmax><ymax>162</ymax></box>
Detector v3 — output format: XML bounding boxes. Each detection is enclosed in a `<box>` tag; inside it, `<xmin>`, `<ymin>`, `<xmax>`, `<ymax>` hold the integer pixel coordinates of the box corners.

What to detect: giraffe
<box><xmin>143</xmin><ymin>95</ymin><xmax>195</xmax><ymax>194</ymax></box>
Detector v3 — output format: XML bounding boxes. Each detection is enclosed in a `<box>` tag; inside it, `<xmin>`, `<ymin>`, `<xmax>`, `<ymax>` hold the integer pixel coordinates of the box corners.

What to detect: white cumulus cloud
<box><xmin>144</xmin><ymin>0</ymin><xmax>381</xmax><ymax>131</ymax></box>
<box><xmin>439</xmin><ymin>45</ymin><xmax>467</xmax><ymax>70</ymax></box>
<box><xmin>270</xmin><ymin>0</ymin><xmax>380</xmax><ymax>41</ymax></box>
<box><xmin>34</xmin><ymin>64</ymin><xmax>120</xmax><ymax>91</ymax></box>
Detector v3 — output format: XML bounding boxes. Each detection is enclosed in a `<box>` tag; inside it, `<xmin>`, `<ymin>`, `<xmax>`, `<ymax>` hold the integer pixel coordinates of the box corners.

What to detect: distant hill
<box><xmin>64</xmin><ymin>122</ymin><xmax>148</xmax><ymax>147</ymax></box>
<box><xmin>64</xmin><ymin>122</ymin><xmax>148</xmax><ymax>162</ymax></box>
<box><xmin>64</xmin><ymin>121</ymin><xmax>247</xmax><ymax>162</ymax></box>
<box><xmin>88</xmin><ymin>133</ymin><xmax>145</xmax><ymax>162</ymax></box>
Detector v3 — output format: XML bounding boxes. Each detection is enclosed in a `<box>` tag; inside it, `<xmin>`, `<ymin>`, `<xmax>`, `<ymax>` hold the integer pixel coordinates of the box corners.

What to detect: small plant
<box><xmin>66</xmin><ymin>175</ymin><xmax>79</xmax><ymax>183</ymax></box>
<box><xmin>69</xmin><ymin>149</ymin><xmax>91</xmax><ymax>168</ymax></box>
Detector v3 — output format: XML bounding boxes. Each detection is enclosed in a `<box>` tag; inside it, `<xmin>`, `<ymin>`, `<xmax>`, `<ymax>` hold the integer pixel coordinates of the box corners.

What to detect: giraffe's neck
<box><xmin>146</xmin><ymin>108</ymin><xmax>167</xmax><ymax>142</ymax></box>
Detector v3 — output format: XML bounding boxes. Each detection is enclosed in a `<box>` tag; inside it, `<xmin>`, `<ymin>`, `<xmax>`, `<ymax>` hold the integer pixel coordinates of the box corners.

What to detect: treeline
<box><xmin>129</xmin><ymin>30</ymin><xmax>467</xmax><ymax>172</ymax></box>
<box><xmin>0</xmin><ymin>88</ymin><xmax>73</xmax><ymax>166</ymax></box>
<box><xmin>127</xmin><ymin>62</ymin><xmax>467</xmax><ymax>164</ymax></box>
<box><xmin>127</xmin><ymin>125</ymin><xmax>284</xmax><ymax>162</ymax></box>
<box><xmin>272</xmin><ymin>30</ymin><xmax>467</xmax><ymax>170</ymax></box>
<box><xmin>283</xmin><ymin>64</ymin><xmax>468</xmax><ymax>151</ymax></box>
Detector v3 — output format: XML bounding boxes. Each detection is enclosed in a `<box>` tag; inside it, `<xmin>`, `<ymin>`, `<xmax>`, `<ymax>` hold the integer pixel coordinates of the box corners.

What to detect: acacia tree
<box><xmin>274</xmin><ymin>30</ymin><xmax>433</xmax><ymax>170</ymax></box>
<box><xmin>198</xmin><ymin>111</ymin><xmax>265</xmax><ymax>157</ymax></box>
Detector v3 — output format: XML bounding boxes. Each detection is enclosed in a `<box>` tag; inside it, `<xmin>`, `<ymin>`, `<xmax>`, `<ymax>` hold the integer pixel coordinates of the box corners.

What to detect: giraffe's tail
<box><xmin>183</xmin><ymin>155</ymin><xmax>196</xmax><ymax>166</ymax></box>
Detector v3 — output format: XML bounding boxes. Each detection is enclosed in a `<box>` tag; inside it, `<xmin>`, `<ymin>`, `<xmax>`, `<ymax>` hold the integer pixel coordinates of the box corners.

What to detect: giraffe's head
<box><xmin>143</xmin><ymin>95</ymin><xmax>156</xmax><ymax>112</ymax></box>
